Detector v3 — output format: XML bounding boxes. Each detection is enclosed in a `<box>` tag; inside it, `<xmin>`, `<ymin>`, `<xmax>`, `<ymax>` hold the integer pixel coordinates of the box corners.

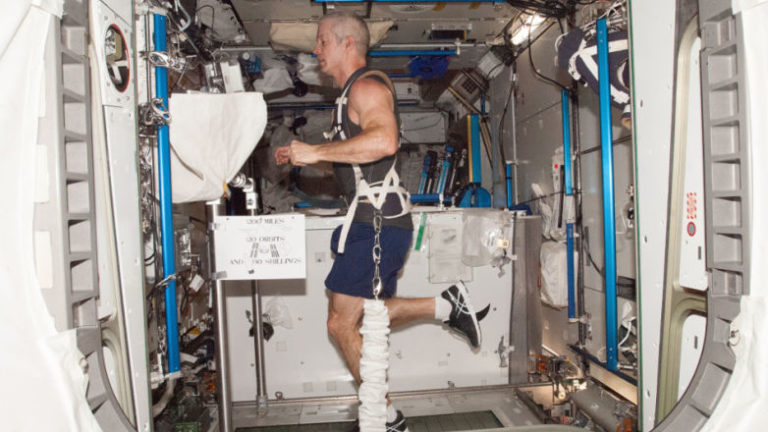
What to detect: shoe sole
<box><xmin>456</xmin><ymin>282</ymin><xmax>482</xmax><ymax>348</ymax></box>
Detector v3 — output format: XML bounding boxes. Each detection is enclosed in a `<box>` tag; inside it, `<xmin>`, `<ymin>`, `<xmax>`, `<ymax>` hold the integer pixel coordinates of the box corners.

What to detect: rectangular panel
<box><xmin>401</xmin><ymin>111</ymin><xmax>447</xmax><ymax>144</ymax></box>
<box><xmin>226</xmin><ymin>212</ymin><xmax>531</xmax><ymax>401</ymax></box>
<box><xmin>214</xmin><ymin>214</ymin><xmax>307</xmax><ymax>280</ymax></box>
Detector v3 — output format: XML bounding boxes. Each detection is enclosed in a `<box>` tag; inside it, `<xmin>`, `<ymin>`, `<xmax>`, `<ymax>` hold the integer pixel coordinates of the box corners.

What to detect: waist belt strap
<box><xmin>337</xmin><ymin>162</ymin><xmax>411</xmax><ymax>253</ymax></box>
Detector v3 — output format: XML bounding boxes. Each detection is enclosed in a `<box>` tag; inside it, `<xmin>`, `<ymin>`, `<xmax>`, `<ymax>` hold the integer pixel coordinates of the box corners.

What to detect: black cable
<box><xmin>497</xmin><ymin>64</ymin><xmax>516</xmax><ymax>174</ymax></box>
<box><xmin>527</xmin><ymin>27</ymin><xmax>568</xmax><ymax>91</ymax></box>
<box><xmin>497</xmin><ymin>95</ymin><xmax>514</xmax><ymax>159</ymax></box>
<box><xmin>514</xmin><ymin>190</ymin><xmax>566</xmax><ymax>206</ymax></box>
<box><xmin>505</xmin><ymin>0</ymin><xmax>575</xmax><ymax>18</ymax></box>
<box><xmin>180</xmin><ymin>282</ymin><xmax>190</xmax><ymax>314</ymax></box>
<box><xmin>486</xmin><ymin>61</ymin><xmax>505</xmax><ymax>79</ymax></box>
<box><xmin>577</xmin><ymin>135</ymin><xmax>632</xmax><ymax>155</ymax></box>
<box><xmin>582</xmin><ymin>227</ymin><xmax>635</xmax><ymax>288</ymax></box>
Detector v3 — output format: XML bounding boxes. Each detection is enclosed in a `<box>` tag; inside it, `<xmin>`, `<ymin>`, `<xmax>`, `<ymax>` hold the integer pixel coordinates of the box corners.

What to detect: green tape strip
<box><xmin>414</xmin><ymin>212</ymin><xmax>427</xmax><ymax>251</ymax></box>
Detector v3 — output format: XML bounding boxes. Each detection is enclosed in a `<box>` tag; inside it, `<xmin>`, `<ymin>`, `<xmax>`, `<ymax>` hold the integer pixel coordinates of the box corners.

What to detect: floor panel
<box><xmin>233</xmin><ymin>386</ymin><xmax>544</xmax><ymax>431</ymax></box>
<box><xmin>238</xmin><ymin>410</ymin><xmax>502</xmax><ymax>432</ymax></box>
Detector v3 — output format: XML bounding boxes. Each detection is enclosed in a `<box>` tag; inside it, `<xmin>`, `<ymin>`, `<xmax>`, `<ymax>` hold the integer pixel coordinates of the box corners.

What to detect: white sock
<box><xmin>387</xmin><ymin>403</ymin><xmax>398</xmax><ymax>422</ymax></box>
<box><xmin>434</xmin><ymin>296</ymin><xmax>452</xmax><ymax>321</ymax></box>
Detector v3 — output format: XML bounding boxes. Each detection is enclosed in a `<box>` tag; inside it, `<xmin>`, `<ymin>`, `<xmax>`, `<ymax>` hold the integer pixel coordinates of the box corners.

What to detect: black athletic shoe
<box><xmin>349</xmin><ymin>410</ymin><xmax>410</xmax><ymax>432</ymax></box>
<box><xmin>442</xmin><ymin>283</ymin><xmax>487</xmax><ymax>349</ymax></box>
<box><xmin>386</xmin><ymin>410</ymin><xmax>409</xmax><ymax>432</ymax></box>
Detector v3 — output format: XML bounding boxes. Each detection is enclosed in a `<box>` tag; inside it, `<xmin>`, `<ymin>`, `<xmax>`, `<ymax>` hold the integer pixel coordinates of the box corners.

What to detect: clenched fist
<box><xmin>274</xmin><ymin>140</ymin><xmax>320</xmax><ymax>166</ymax></box>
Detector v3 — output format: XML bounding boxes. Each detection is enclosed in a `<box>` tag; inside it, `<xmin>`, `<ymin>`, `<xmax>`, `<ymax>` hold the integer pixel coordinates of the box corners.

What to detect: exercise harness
<box><xmin>326</xmin><ymin>67</ymin><xmax>412</xmax><ymax>298</ymax></box>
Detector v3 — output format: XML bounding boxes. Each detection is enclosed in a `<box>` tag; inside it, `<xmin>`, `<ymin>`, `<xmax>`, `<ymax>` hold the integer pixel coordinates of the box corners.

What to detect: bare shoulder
<box><xmin>347</xmin><ymin>77</ymin><xmax>394</xmax><ymax>120</ymax></box>
<box><xmin>348</xmin><ymin>77</ymin><xmax>393</xmax><ymax>105</ymax></box>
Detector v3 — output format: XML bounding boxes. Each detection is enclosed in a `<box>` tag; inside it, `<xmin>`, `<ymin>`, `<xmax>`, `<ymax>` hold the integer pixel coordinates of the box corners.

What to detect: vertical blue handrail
<box><xmin>562</xmin><ymin>89</ymin><xmax>576</xmax><ymax>320</ymax></box>
<box><xmin>505</xmin><ymin>162</ymin><xmax>514</xmax><ymax>209</ymax></box>
<box><xmin>469</xmin><ymin>114</ymin><xmax>482</xmax><ymax>184</ymax></box>
<box><xmin>561</xmin><ymin>90</ymin><xmax>573</xmax><ymax>197</ymax></box>
<box><xmin>436</xmin><ymin>147</ymin><xmax>451</xmax><ymax>194</ymax></box>
<box><xmin>597</xmin><ymin>18</ymin><xmax>618</xmax><ymax>371</ymax></box>
<box><xmin>154</xmin><ymin>14</ymin><xmax>180</xmax><ymax>374</ymax></box>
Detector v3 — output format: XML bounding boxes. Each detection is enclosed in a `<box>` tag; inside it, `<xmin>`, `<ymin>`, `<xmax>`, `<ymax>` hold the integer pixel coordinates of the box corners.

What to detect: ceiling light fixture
<box><xmin>511</xmin><ymin>14</ymin><xmax>546</xmax><ymax>45</ymax></box>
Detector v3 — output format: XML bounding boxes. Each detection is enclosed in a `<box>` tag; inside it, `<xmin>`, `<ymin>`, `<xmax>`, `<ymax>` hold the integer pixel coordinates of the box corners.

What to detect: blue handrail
<box><xmin>561</xmin><ymin>89</ymin><xmax>576</xmax><ymax>321</ymax></box>
<box><xmin>154</xmin><ymin>14</ymin><xmax>180</xmax><ymax>374</ymax></box>
<box><xmin>597</xmin><ymin>18</ymin><xmax>618</xmax><ymax>372</ymax></box>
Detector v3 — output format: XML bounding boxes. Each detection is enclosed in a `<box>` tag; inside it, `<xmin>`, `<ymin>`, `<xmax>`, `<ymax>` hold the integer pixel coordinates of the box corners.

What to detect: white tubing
<box><xmin>152</xmin><ymin>377</ymin><xmax>177</xmax><ymax>417</ymax></box>
<box><xmin>358</xmin><ymin>299</ymin><xmax>390</xmax><ymax>432</ymax></box>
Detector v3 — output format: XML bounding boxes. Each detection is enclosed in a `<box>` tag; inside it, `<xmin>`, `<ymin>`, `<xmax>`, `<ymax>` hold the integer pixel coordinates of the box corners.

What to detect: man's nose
<box><xmin>312</xmin><ymin>44</ymin><xmax>320</xmax><ymax>55</ymax></box>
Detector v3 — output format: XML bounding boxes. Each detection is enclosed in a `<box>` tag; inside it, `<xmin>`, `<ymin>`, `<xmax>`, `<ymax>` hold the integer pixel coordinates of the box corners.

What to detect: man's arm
<box><xmin>278</xmin><ymin>78</ymin><xmax>398</xmax><ymax>166</ymax></box>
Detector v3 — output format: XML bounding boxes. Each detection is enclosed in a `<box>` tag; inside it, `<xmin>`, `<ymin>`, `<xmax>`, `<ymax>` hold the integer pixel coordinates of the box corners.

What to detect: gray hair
<box><xmin>319</xmin><ymin>12</ymin><xmax>369</xmax><ymax>56</ymax></box>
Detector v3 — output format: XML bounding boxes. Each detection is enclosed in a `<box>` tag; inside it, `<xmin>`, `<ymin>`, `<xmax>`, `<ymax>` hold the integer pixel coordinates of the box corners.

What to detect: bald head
<box><xmin>319</xmin><ymin>12</ymin><xmax>369</xmax><ymax>57</ymax></box>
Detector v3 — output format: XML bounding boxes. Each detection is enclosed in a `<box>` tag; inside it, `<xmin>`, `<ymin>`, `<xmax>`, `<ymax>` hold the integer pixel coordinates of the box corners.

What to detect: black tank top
<box><xmin>331</xmin><ymin>68</ymin><xmax>412</xmax><ymax>230</ymax></box>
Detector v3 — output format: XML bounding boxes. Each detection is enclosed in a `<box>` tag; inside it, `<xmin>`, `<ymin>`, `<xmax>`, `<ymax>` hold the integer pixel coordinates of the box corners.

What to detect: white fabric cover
<box><xmin>269</xmin><ymin>20</ymin><xmax>393</xmax><ymax>53</ymax></box>
<box><xmin>540</xmin><ymin>241</ymin><xmax>568</xmax><ymax>308</ymax></box>
<box><xmin>0</xmin><ymin>2</ymin><xmax>101</xmax><ymax>431</ymax></box>
<box><xmin>168</xmin><ymin>92</ymin><xmax>267</xmax><ymax>203</ymax></box>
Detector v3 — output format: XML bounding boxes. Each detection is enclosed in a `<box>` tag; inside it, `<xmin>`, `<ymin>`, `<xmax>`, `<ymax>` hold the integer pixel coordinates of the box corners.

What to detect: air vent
<box><xmin>429</xmin><ymin>29</ymin><xmax>467</xmax><ymax>40</ymax></box>
<box><xmin>461</xmin><ymin>78</ymin><xmax>478</xmax><ymax>94</ymax></box>
<box><xmin>449</xmin><ymin>70</ymin><xmax>487</xmax><ymax>105</ymax></box>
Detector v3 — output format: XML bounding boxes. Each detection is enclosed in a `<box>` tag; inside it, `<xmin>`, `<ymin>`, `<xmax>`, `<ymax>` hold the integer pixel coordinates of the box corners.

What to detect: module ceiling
<box><xmin>230</xmin><ymin>0</ymin><xmax>518</xmax><ymax>71</ymax></box>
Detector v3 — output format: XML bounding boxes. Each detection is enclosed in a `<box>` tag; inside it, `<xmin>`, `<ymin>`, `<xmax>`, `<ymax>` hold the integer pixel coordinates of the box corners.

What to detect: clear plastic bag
<box><xmin>264</xmin><ymin>297</ymin><xmax>294</xmax><ymax>329</ymax></box>
<box><xmin>461</xmin><ymin>209</ymin><xmax>512</xmax><ymax>269</ymax></box>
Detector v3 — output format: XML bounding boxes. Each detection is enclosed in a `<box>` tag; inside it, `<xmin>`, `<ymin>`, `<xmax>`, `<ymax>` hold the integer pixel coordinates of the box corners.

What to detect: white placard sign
<box><xmin>213</xmin><ymin>214</ymin><xmax>306</xmax><ymax>280</ymax></box>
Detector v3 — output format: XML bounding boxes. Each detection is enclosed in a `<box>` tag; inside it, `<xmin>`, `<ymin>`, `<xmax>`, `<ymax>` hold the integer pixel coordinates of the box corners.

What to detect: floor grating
<box><xmin>237</xmin><ymin>410</ymin><xmax>502</xmax><ymax>432</ymax></box>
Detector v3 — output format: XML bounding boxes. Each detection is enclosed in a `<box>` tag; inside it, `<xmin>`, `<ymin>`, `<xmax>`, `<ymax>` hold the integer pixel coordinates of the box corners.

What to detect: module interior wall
<box><xmin>514</xmin><ymin>25</ymin><xmax>570</xmax><ymax>124</ymax></box>
<box><xmin>489</xmin><ymin>67</ymin><xmax>515</xmax><ymax>169</ymax></box>
<box><xmin>510</xmin><ymin>23</ymin><xmax>636</xmax><ymax>366</ymax></box>
<box><xmin>225</xmin><ymin>213</ymin><xmax>528</xmax><ymax>402</ymax></box>
<box><xmin>513</xmin><ymin>24</ymin><xmax>567</xmax><ymax>206</ymax></box>
<box><xmin>576</xmin><ymin>88</ymin><xmax>636</xmax><ymax>361</ymax></box>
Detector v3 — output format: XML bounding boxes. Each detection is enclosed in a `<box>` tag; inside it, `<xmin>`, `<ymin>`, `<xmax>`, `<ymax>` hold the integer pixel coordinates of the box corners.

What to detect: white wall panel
<box><xmin>226</xmin><ymin>212</ymin><xmax>519</xmax><ymax>401</ymax></box>
<box><xmin>628</xmin><ymin>0</ymin><xmax>677</xmax><ymax>427</ymax></box>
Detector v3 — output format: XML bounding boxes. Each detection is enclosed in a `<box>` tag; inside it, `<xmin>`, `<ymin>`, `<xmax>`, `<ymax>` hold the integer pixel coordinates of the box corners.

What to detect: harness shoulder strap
<box><xmin>335</xmin><ymin>68</ymin><xmax>399</xmax><ymax>142</ymax></box>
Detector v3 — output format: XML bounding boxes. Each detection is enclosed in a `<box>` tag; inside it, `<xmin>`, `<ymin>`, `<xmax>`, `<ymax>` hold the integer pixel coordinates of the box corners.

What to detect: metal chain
<box><xmin>371</xmin><ymin>210</ymin><xmax>383</xmax><ymax>300</ymax></box>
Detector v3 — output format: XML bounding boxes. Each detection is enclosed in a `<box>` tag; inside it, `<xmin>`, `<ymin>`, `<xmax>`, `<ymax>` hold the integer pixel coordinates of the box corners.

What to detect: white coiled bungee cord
<box><xmin>358</xmin><ymin>211</ymin><xmax>390</xmax><ymax>431</ymax></box>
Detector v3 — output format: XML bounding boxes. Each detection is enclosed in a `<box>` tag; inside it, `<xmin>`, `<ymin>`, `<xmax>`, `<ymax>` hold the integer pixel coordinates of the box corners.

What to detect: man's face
<box><xmin>314</xmin><ymin>20</ymin><xmax>344</xmax><ymax>75</ymax></box>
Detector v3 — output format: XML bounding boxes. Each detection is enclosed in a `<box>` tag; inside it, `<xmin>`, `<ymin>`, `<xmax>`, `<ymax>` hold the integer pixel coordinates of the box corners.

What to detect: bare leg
<box><xmin>327</xmin><ymin>292</ymin><xmax>436</xmax><ymax>382</ymax></box>
<box><xmin>385</xmin><ymin>297</ymin><xmax>435</xmax><ymax>329</ymax></box>
<box><xmin>327</xmin><ymin>291</ymin><xmax>365</xmax><ymax>385</ymax></box>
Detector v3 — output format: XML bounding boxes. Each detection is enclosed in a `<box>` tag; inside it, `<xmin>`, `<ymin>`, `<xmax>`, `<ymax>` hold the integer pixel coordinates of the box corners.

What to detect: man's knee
<box><xmin>327</xmin><ymin>313</ymin><xmax>341</xmax><ymax>341</ymax></box>
<box><xmin>327</xmin><ymin>292</ymin><xmax>364</xmax><ymax>341</ymax></box>
<box><xmin>327</xmin><ymin>312</ymin><xmax>353</xmax><ymax>342</ymax></box>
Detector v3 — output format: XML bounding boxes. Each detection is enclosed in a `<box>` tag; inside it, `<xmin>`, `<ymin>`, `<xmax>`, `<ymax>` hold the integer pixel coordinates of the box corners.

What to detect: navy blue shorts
<box><xmin>325</xmin><ymin>223</ymin><xmax>413</xmax><ymax>299</ymax></box>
